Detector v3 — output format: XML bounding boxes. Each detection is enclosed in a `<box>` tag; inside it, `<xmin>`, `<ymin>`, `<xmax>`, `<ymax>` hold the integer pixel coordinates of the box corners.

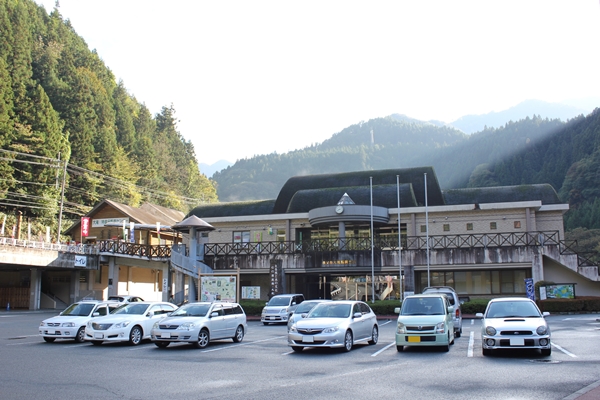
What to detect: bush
<box><xmin>582</xmin><ymin>297</ymin><xmax>600</xmax><ymax>311</ymax></box>
<box><xmin>461</xmin><ymin>298</ymin><xmax>490</xmax><ymax>314</ymax></box>
<box><xmin>538</xmin><ymin>298</ymin><xmax>584</xmax><ymax>312</ymax></box>
<box><xmin>367</xmin><ymin>299</ymin><xmax>403</xmax><ymax>315</ymax></box>
<box><xmin>239</xmin><ymin>299</ymin><xmax>265</xmax><ymax>316</ymax></box>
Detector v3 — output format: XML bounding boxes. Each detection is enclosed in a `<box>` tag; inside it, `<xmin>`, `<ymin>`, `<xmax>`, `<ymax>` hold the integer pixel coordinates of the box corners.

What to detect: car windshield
<box><xmin>112</xmin><ymin>303</ymin><xmax>149</xmax><ymax>315</ymax></box>
<box><xmin>401</xmin><ymin>297</ymin><xmax>445</xmax><ymax>315</ymax></box>
<box><xmin>170</xmin><ymin>304</ymin><xmax>210</xmax><ymax>317</ymax></box>
<box><xmin>308</xmin><ymin>303</ymin><xmax>351</xmax><ymax>318</ymax></box>
<box><xmin>294</xmin><ymin>301</ymin><xmax>321</xmax><ymax>314</ymax></box>
<box><xmin>486</xmin><ymin>301</ymin><xmax>541</xmax><ymax>318</ymax></box>
<box><xmin>267</xmin><ymin>297</ymin><xmax>291</xmax><ymax>306</ymax></box>
<box><xmin>61</xmin><ymin>303</ymin><xmax>95</xmax><ymax>316</ymax></box>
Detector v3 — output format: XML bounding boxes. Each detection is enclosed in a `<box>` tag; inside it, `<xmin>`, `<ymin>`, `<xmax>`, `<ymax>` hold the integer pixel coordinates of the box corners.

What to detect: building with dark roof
<box><xmin>172</xmin><ymin>167</ymin><xmax>600</xmax><ymax>303</ymax></box>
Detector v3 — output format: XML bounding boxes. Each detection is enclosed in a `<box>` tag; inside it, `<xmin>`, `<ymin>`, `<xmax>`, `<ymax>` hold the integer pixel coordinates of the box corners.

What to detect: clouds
<box><xmin>36</xmin><ymin>1</ymin><xmax>600</xmax><ymax>164</ymax></box>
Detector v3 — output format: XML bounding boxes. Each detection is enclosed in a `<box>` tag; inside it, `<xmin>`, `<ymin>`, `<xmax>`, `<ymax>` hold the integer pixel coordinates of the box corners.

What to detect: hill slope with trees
<box><xmin>0</xmin><ymin>0</ymin><xmax>217</xmax><ymax>236</ymax></box>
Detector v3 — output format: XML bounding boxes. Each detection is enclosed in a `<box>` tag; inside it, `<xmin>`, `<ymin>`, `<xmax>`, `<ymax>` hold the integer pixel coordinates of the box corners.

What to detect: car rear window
<box><xmin>423</xmin><ymin>289</ymin><xmax>456</xmax><ymax>305</ymax></box>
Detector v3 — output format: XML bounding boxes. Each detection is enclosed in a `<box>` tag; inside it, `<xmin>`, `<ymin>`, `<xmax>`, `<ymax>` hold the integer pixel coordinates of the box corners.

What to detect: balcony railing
<box><xmin>97</xmin><ymin>240</ymin><xmax>171</xmax><ymax>259</ymax></box>
<box><xmin>204</xmin><ymin>231</ymin><xmax>562</xmax><ymax>257</ymax></box>
<box><xmin>0</xmin><ymin>237</ymin><xmax>97</xmax><ymax>254</ymax></box>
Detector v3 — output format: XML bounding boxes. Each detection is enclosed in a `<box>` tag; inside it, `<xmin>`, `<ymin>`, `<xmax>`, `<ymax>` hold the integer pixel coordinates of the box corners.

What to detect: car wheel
<box><xmin>368</xmin><ymin>326</ymin><xmax>379</xmax><ymax>345</ymax></box>
<box><xmin>396</xmin><ymin>345</ymin><xmax>404</xmax><ymax>352</ymax></box>
<box><xmin>441</xmin><ymin>334</ymin><xmax>450</xmax><ymax>352</ymax></box>
<box><xmin>128</xmin><ymin>326</ymin><xmax>143</xmax><ymax>346</ymax></box>
<box><xmin>193</xmin><ymin>328</ymin><xmax>210</xmax><ymax>349</ymax></box>
<box><xmin>541</xmin><ymin>348</ymin><xmax>551</xmax><ymax>356</ymax></box>
<box><xmin>75</xmin><ymin>327</ymin><xmax>86</xmax><ymax>343</ymax></box>
<box><xmin>455</xmin><ymin>329</ymin><xmax>461</xmax><ymax>338</ymax></box>
<box><xmin>154</xmin><ymin>341</ymin><xmax>170</xmax><ymax>348</ymax></box>
<box><xmin>343</xmin><ymin>330</ymin><xmax>353</xmax><ymax>352</ymax></box>
<box><xmin>482</xmin><ymin>348</ymin><xmax>492</xmax><ymax>356</ymax></box>
<box><xmin>450</xmin><ymin>332</ymin><xmax>455</xmax><ymax>345</ymax></box>
<box><xmin>262</xmin><ymin>322</ymin><xmax>269</xmax><ymax>326</ymax></box>
<box><xmin>232</xmin><ymin>325</ymin><xmax>244</xmax><ymax>343</ymax></box>
<box><xmin>43</xmin><ymin>337</ymin><xmax>55</xmax><ymax>343</ymax></box>
<box><xmin>292</xmin><ymin>346</ymin><xmax>304</xmax><ymax>352</ymax></box>
<box><xmin>91</xmin><ymin>340</ymin><xmax>103</xmax><ymax>346</ymax></box>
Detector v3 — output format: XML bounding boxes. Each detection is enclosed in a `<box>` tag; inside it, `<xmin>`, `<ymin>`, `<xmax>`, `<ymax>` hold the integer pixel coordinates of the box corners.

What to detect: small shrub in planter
<box><xmin>461</xmin><ymin>298</ymin><xmax>490</xmax><ymax>314</ymax></box>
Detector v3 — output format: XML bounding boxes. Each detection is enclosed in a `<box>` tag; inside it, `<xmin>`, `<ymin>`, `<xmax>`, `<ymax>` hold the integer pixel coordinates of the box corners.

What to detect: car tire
<box><xmin>368</xmin><ymin>326</ymin><xmax>379</xmax><ymax>345</ymax></box>
<box><xmin>292</xmin><ymin>346</ymin><xmax>304</xmax><ymax>352</ymax></box>
<box><xmin>262</xmin><ymin>322</ymin><xmax>269</xmax><ymax>326</ymax></box>
<box><xmin>129</xmin><ymin>326</ymin><xmax>143</xmax><ymax>346</ymax></box>
<box><xmin>343</xmin><ymin>330</ymin><xmax>353</xmax><ymax>352</ymax></box>
<box><xmin>232</xmin><ymin>325</ymin><xmax>244</xmax><ymax>343</ymax></box>
<box><xmin>154</xmin><ymin>341</ymin><xmax>169</xmax><ymax>348</ymax></box>
<box><xmin>396</xmin><ymin>345</ymin><xmax>404</xmax><ymax>352</ymax></box>
<box><xmin>482</xmin><ymin>348</ymin><xmax>492</xmax><ymax>356</ymax></box>
<box><xmin>193</xmin><ymin>328</ymin><xmax>210</xmax><ymax>349</ymax></box>
<box><xmin>541</xmin><ymin>348</ymin><xmax>551</xmax><ymax>356</ymax></box>
<box><xmin>455</xmin><ymin>329</ymin><xmax>461</xmax><ymax>338</ymax></box>
<box><xmin>75</xmin><ymin>327</ymin><xmax>86</xmax><ymax>343</ymax></box>
<box><xmin>43</xmin><ymin>337</ymin><xmax>55</xmax><ymax>343</ymax></box>
<box><xmin>91</xmin><ymin>340</ymin><xmax>103</xmax><ymax>346</ymax></box>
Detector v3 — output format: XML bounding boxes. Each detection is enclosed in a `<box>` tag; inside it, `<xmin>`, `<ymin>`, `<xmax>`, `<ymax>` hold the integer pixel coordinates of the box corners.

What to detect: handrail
<box><xmin>97</xmin><ymin>240</ymin><xmax>171</xmax><ymax>259</ymax></box>
<box><xmin>0</xmin><ymin>237</ymin><xmax>97</xmax><ymax>254</ymax></box>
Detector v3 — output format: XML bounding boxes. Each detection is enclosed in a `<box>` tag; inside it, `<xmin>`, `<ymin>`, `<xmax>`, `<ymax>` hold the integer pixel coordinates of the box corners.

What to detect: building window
<box><xmin>514</xmin><ymin>221</ymin><xmax>521</xmax><ymax>229</ymax></box>
<box><xmin>420</xmin><ymin>225</ymin><xmax>427</xmax><ymax>233</ymax></box>
<box><xmin>466</xmin><ymin>223</ymin><xmax>473</xmax><ymax>231</ymax></box>
<box><xmin>233</xmin><ymin>231</ymin><xmax>250</xmax><ymax>243</ymax></box>
<box><xmin>443</xmin><ymin>224</ymin><xmax>450</xmax><ymax>232</ymax></box>
<box><xmin>490</xmin><ymin>222</ymin><xmax>497</xmax><ymax>230</ymax></box>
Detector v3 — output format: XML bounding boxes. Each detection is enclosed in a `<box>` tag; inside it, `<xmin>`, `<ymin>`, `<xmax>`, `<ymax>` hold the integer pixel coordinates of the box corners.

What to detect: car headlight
<box><xmin>485</xmin><ymin>326</ymin><xmax>497</xmax><ymax>336</ymax></box>
<box><xmin>435</xmin><ymin>322</ymin><xmax>446</xmax><ymax>334</ymax></box>
<box><xmin>113</xmin><ymin>321</ymin><xmax>131</xmax><ymax>329</ymax></box>
<box><xmin>261</xmin><ymin>308</ymin><xmax>266</xmax><ymax>315</ymax></box>
<box><xmin>87</xmin><ymin>321</ymin><xmax>93</xmax><ymax>328</ymax></box>
<box><xmin>397</xmin><ymin>322</ymin><xmax>406</xmax><ymax>334</ymax></box>
<box><xmin>40</xmin><ymin>322</ymin><xmax>46</xmax><ymax>327</ymax></box>
<box><xmin>62</xmin><ymin>322</ymin><xmax>76</xmax><ymax>327</ymax></box>
<box><xmin>536</xmin><ymin>325</ymin><xmax>548</xmax><ymax>335</ymax></box>
<box><xmin>177</xmin><ymin>322</ymin><xmax>195</xmax><ymax>331</ymax></box>
<box><xmin>289</xmin><ymin>325</ymin><xmax>297</xmax><ymax>333</ymax></box>
<box><xmin>322</xmin><ymin>326</ymin><xmax>340</xmax><ymax>334</ymax></box>
<box><xmin>280</xmin><ymin>309</ymin><xmax>288</xmax><ymax>314</ymax></box>
<box><xmin>153</xmin><ymin>322</ymin><xmax>160</xmax><ymax>329</ymax></box>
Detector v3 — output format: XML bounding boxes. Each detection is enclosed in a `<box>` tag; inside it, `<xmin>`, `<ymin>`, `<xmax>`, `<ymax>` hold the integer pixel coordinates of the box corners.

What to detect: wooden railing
<box><xmin>97</xmin><ymin>240</ymin><xmax>171</xmax><ymax>259</ymax></box>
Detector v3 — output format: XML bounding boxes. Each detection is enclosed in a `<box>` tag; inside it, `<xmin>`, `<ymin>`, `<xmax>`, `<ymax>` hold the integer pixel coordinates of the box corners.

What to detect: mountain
<box><xmin>449</xmin><ymin>99</ymin><xmax>589</xmax><ymax>134</ymax></box>
<box><xmin>199</xmin><ymin>160</ymin><xmax>233</xmax><ymax>178</ymax></box>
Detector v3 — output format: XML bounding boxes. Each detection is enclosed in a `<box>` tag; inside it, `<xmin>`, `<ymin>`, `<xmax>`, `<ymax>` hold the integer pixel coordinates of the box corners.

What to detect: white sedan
<box><xmin>84</xmin><ymin>302</ymin><xmax>177</xmax><ymax>345</ymax></box>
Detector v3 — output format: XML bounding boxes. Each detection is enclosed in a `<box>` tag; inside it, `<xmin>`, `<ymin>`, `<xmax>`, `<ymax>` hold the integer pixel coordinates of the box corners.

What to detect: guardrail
<box><xmin>0</xmin><ymin>237</ymin><xmax>97</xmax><ymax>254</ymax></box>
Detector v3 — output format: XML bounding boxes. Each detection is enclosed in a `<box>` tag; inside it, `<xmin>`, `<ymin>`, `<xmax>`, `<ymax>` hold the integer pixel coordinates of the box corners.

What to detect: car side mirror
<box><xmin>448</xmin><ymin>306</ymin><xmax>454</xmax><ymax>313</ymax></box>
<box><xmin>394</xmin><ymin>307</ymin><xmax>401</xmax><ymax>314</ymax></box>
<box><xmin>301</xmin><ymin>313</ymin><xmax>309</xmax><ymax>318</ymax></box>
<box><xmin>292</xmin><ymin>302</ymin><xmax>296</xmax><ymax>306</ymax></box>
<box><xmin>92</xmin><ymin>312</ymin><xmax>100</xmax><ymax>317</ymax></box>
<box><xmin>475</xmin><ymin>313</ymin><xmax>484</xmax><ymax>318</ymax></box>
<box><xmin>210</xmin><ymin>311</ymin><xmax>219</xmax><ymax>318</ymax></box>
<box><xmin>353</xmin><ymin>312</ymin><xmax>362</xmax><ymax>319</ymax></box>
<box><xmin>147</xmin><ymin>311</ymin><xmax>155</xmax><ymax>317</ymax></box>
<box><xmin>542</xmin><ymin>311</ymin><xmax>550</xmax><ymax>317</ymax></box>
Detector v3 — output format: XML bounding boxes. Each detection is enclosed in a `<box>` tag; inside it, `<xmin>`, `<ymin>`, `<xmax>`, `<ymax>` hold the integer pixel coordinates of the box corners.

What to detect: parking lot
<box><xmin>1</xmin><ymin>311</ymin><xmax>599</xmax><ymax>399</ymax></box>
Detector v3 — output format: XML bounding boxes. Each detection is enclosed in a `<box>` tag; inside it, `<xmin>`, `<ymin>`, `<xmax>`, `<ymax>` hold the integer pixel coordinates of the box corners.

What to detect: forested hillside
<box><xmin>0</xmin><ymin>0</ymin><xmax>217</xmax><ymax>233</ymax></box>
<box><xmin>214</xmin><ymin>109</ymin><xmax>600</xmax><ymax>235</ymax></box>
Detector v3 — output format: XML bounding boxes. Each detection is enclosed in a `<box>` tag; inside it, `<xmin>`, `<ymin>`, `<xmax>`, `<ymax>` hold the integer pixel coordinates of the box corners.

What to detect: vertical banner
<box><xmin>122</xmin><ymin>220</ymin><xmax>126</xmax><ymax>240</ymax></box>
<box><xmin>525</xmin><ymin>278</ymin><xmax>535</xmax><ymax>301</ymax></box>
<box><xmin>81</xmin><ymin>217</ymin><xmax>90</xmax><ymax>237</ymax></box>
<box><xmin>129</xmin><ymin>222</ymin><xmax>135</xmax><ymax>243</ymax></box>
<box><xmin>156</xmin><ymin>222</ymin><xmax>161</xmax><ymax>243</ymax></box>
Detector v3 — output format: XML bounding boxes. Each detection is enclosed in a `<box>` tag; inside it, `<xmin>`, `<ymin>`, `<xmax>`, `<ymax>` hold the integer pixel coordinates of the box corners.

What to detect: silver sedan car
<box><xmin>288</xmin><ymin>300</ymin><xmax>378</xmax><ymax>352</ymax></box>
<box><xmin>286</xmin><ymin>299</ymin><xmax>331</xmax><ymax>331</ymax></box>
<box><xmin>476</xmin><ymin>297</ymin><xmax>551</xmax><ymax>356</ymax></box>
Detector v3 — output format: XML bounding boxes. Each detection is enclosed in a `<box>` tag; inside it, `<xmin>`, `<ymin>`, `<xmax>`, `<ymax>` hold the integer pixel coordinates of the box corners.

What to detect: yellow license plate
<box><xmin>408</xmin><ymin>336</ymin><xmax>421</xmax><ymax>343</ymax></box>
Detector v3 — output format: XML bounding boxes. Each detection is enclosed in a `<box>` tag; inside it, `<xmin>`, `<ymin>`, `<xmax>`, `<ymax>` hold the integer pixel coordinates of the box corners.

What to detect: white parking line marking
<box><xmin>467</xmin><ymin>331</ymin><xmax>474</xmax><ymax>357</ymax></box>
<box><xmin>371</xmin><ymin>341</ymin><xmax>395</xmax><ymax>357</ymax></box>
<box><xmin>202</xmin><ymin>335</ymin><xmax>285</xmax><ymax>353</ymax></box>
<box><xmin>378</xmin><ymin>320</ymin><xmax>392</xmax><ymax>327</ymax></box>
<box><xmin>471</xmin><ymin>319</ymin><xmax>474</xmax><ymax>325</ymax></box>
<box><xmin>552</xmin><ymin>342</ymin><xmax>577</xmax><ymax>358</ymax></box>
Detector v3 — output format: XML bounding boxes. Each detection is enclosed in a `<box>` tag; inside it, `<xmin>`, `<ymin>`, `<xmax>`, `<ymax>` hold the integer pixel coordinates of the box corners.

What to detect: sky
<box><xmin>35</xmin><ymin>1</ymin><xmax>600</xmax><ymax>166</ymax></box>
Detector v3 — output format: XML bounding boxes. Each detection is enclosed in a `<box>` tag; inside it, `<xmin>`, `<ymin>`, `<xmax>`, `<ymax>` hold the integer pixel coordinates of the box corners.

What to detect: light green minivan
<box><xmin>395</xmin><ymin>294</ymin><xmax>455</xmax><ymax>352</ymax></box>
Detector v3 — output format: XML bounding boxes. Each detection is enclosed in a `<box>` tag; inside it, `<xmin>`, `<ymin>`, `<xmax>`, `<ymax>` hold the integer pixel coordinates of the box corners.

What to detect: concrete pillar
<box><xmin>531</xmin><ymin>248</ymin><xmax>544</xmax><ymax>282</ymax></box>
<box><xmin>108</xmin><ymin>257</ymin><xmax>118</xmax><ymax>297</ymax></box>
<box><xmin>160</xmin><ymin>263</ymin><xmax>169</xmax><ymax>301</ymax></box>
<box><xmin>190</xmin><ymin>227</ymin><xmax>198</xmax><ymax>262</ymax></box>
<box><xmin>29</xmin><ymin>268</ymin><xmax>41</xmax><ymax>310</ymax></box>
<box><xmin>188</xmin><ymin>275</ymin><xmax>197</xmax><ymax>302</ymax></box>
<box><xmin>173</xmin><ymin>270</ymin><xmax>185</xmax><ymax>304</ymax></box>
<box><xmin>70</xmin><ymin>270</ymin><xmax>80</xmax><ymax>303</ymax></box>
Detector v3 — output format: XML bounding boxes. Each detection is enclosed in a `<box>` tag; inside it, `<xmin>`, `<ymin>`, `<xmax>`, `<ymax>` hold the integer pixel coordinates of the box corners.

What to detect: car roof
<box><xmin>489</xmin><ymin>297</ymin><xmax>532</xmax><ymax>303</ymax></box>
<box><xmin>406</xmin><ymin>294</ymin><xmax>448</xmax><ymax>299</ymax></box>
<box><xmin>423</xmin><ymin>286</ymin><xmax>457</xmax><ymax>293</ymax></box>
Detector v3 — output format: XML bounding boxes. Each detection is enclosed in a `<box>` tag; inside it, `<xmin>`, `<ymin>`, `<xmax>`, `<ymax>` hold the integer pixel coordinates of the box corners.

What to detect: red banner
<box><xmin>81</xmin><ymin>217</ymin><xmax>90</xmax><ymax>237</ymax></box>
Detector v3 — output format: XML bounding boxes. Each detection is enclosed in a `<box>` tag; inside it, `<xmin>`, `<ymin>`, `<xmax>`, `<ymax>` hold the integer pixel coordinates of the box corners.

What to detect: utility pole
<box><xmin>56</xmin><ymin>159</ymin><xmax>67</xmax><ymax>243</ymax></box>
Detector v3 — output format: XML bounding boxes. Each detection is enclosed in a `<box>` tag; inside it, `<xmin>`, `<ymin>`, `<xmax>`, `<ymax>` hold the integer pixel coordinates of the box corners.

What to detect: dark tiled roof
<box><xmin>188</xmin><ymin>200</ymin><xmax>276</xmax><ymax>218</ymax></box>
<box><xmin>443</xmin><ymin>184</ymin><xmax>562</xmax><ymax>205</ymax></box>
<box><xmin>273</xmin><ymin>166</ymin><xmax>443</xmax><ymax>213</ymax></box>
<box><xmin>286</xmin><ymin>184</ymin><xmax>419</xmax><ymax>213</ymax></box>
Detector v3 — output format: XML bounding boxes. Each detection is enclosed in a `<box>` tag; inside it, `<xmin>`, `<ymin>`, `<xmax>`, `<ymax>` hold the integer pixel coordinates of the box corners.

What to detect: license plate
<box><xmin>160</xmin><ymin>333</ymin><xmax>171</xmax><ymax>339</ymax></box>
<box><xmin>408</xmin><ymin>336</ymin><xmax>421</xmax><ymax>343</ymax></box>
<box><xmin>269</xmin><ymin>317</ymin><xmax>275</xmax><ymax>320</ymax></box>
<box><xmin>302</xmin><ymin>336</ymin><xmax>314</xmax><ymax>343</ymax></box>
<box><xmin>94</xmin><ymin>333</ymin><xmax>104</xmax><ymax>339</ymax></box>
<box><xmin>47</xmin><ymin>330</ymin><xmax>55</xmax><ymax>335</ymax></box>
<box><xmin>510</xmin><ymin>337</ymin><xmax>525</xmax><ymax>346</ymax></box>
